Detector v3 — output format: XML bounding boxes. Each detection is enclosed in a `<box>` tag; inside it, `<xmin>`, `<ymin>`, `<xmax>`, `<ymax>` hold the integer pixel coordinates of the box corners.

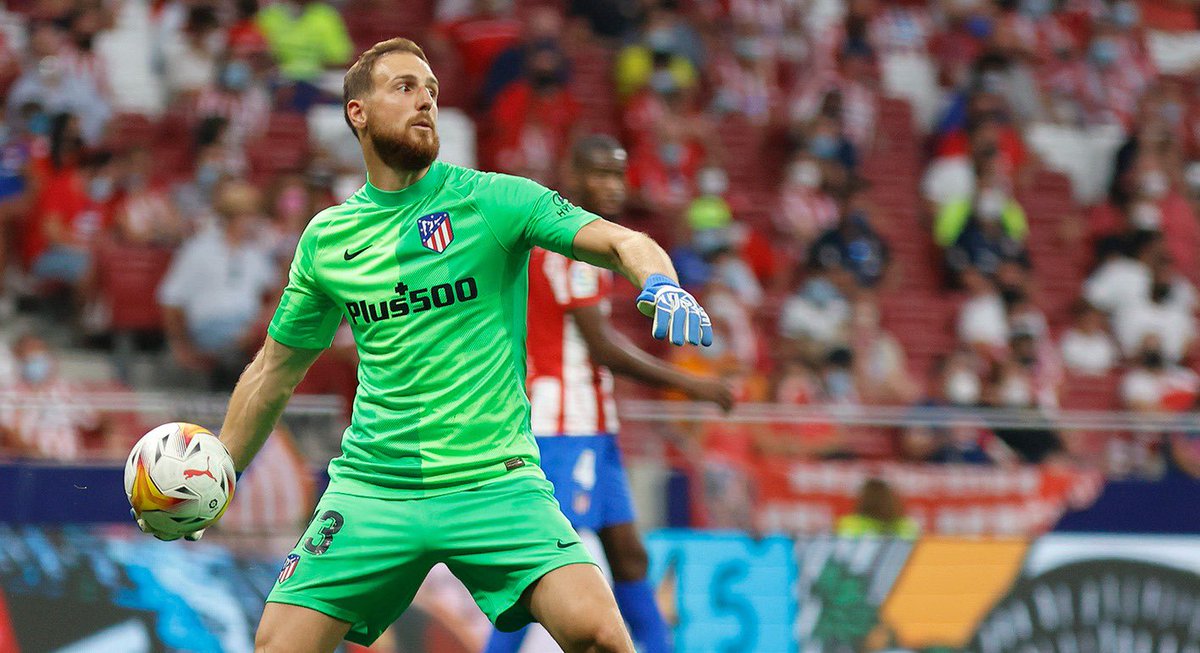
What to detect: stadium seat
<box><xmin>95</xmin><ymin>244</ymin><xmax>174</xmax><ymax>332</ymax></box>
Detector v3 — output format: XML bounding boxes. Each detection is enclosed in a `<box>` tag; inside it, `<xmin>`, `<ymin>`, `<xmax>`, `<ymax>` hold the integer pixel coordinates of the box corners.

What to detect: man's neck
<box><xmin>364</xmin><ymin>149</ymin><xmax>430</xmax><ymax>192</ymax></box>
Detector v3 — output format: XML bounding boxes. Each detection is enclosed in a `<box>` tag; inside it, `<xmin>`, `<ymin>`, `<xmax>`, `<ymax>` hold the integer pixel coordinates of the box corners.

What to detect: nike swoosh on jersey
<box><xmin>344</xmin><ymin>245</ymin><xmax>371</xmax><ymax>260</ymax></box>
<box><xmin>556</xmin><ymin>539</ymin><xmax>579</xmax><ymax>549</ymax></box>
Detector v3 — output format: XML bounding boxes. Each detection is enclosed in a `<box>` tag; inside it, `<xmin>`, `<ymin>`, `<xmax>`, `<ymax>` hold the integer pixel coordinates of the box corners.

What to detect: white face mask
<box><xmin>1141</xmin><ymin>170</ymin><xmax>1169</xmax><ymax>199</ymax></box>
<box><xmin>1000</xmin><ymin>375</ymin><xmax>1032</xmax><ymax>407</ymax></box>
<box><xmin>1130</xmin><ymin>201</ymin><xmax>1162</xmax><ymax>230</ymax></box>
<box><xmin>945</xmin><ymin>370</ymin><xmax>981</xmax><ymax>405</ymax></box>
<box><xmin>977</xmin><ymin>188</ymin><xmax>1007</xmax><ymax>222</ymax></box>
<box><xmin>697</xmin><ymin>167</ymin><xmax>729</xmax><ymax>196</ymax></box>
<box><xmin>788</xmin><ymin>161</ymin><xmax>822</xmax><ymax>189</ymax></box>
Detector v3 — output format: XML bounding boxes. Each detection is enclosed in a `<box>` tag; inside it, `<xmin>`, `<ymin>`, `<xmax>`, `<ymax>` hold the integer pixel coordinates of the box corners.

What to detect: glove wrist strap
<box><xmin>642</xmin><ymin>274</ymin><xmax>678</xmax><ymax>292</ymax></box>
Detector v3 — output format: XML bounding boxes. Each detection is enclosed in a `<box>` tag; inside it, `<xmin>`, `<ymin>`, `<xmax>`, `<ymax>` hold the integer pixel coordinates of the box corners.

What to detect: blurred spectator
<box><xmin>903</xmin><ymin>351</ymin><xmax>997</xmax><ymax>465</ymax></box>
<box><xmin>775</xmin><ymin>152</ymin><xmax>839</xmax><ymax>265</ymax></box>
<box><xmin>1007</xmin><ymin>328</ymin><xmax>1062</xmax><ymax>410</ymax></box>
<box><xmin>796</xmin><ymin>109</ymin><xmax>859</xmax><ymax>175</ymax></box>
<box><xmin>779</xmin><ymin>267</ymin><xmax>852</xmax><ymax>356</ymax></box>
<box><xmin>836</xmin><ymin>478</ymin><xmax>919</xmax><ymax>539</ymax></box>
<box><xmin>479</xmin><ymin>6</ymin><xmax>564</xmax><ymax>108</ymax></box>
<box><xmin>1112</xmin><ymin>257</ymin><xmax>1197</xmax><ymax>365</ymax></box>
<box><xmin>1121</xmin><ymin>335</ymin><xmax>1199</xmax><ymax>412</ymax></box>
<box><xmin>113</xmin><ymin>148</ymin><xmax>184</xmax><ymax>246</ymax></box>
<box><xmin>709</xmin><ymin>32</ymin><xmax>779</xmax><ymax>126</ymax></box>
<box><xmin>808</xmin><ymin>180</ymin><xmax>888</xmax><ymax>288</ymax></box>
<box><xmin>614</xmin><ymin>12</ymin><xmax>699</xmax><ymax>100</ymax></box>
<box><xmin>25</xmin><ymin>147</ymin><xmax>119</xmax><ymax>299</ymax></box>
<box><xmin>431</xmin><ymin>0</ymin><xmax>522</xmax><ymax>106</ymax></box>
<box><xmin>849</xmin><ymin>294</ymin><xmax>917</xmax><ymax>405</ymax></box>
<box><xmin>158</xmin><ymin>180</ymin><xmax>278</xmax><ymax>390</ymax></box>
<box><xmin>0</xmin><ymin>334</ymin><xmax>103</xmax><ymax>460</ymax></box>
<box><xmin>160</xmin><ymin>4</ymin><xmax>223</xmax><ymax>101</ymax></box>
<box><xmin>957</xmin><ymin>269</ymin><xmax>1008</xmax><ymax>358</ymax></box>
<box><xmin>1083</xmin><ymin>229</ymin><xmax>1160</xmax><ymax>314</ymax></box>
<box><xmin>172</xmin><ymin>119</ymin><xmax>249</xmax><ymax>228</ymax></box>
<box><xmin>188</xmin><ymin>56</ymin><xmax>271</xmax><ymax>146</ymax></box>
<box><xmin>485</xmin><ymin>25</ymin><xmax>579</xmax><ymax>184</ymax></box>
<box><xmin>982</xmin><ymin>346</ymin><xmax>1065</xmax><ymax>464</ymax></box>
<box><xmin>1060</xmin><ymin>300</ymin><xmax>1118</xmax><ymax>377</ymax></box>
<box><xmin>7</xmin><ymin>55</ymin><xmax>110</xmax><ymax>144</ymax></box>
<box><xmin>61</xmin><ymin>4</ymin><xmax>112</xmax><ymax>100</ymax></box>
<box><xmin>262</xmin><ymin>173</ymin><xmax>319</xmax><ymax>267</ymax></box>
<box><xmin>820</xmin><ymin>344</ymin><xmax>858</xmax><ymax>405</ymax></box>
<box><xmin>227</xmin><ymin>0</ymin><xmax>269</xmax><ymax>58</ymax></box>
<box><xmin>938</xmin><ymin>164</ymin><xmax>1029</xmax><ymax>282</ymax></box>
<box><xmin>256</xmin><ymin>0</ymin><xmax>353</xmax><ymax>112</ymax></box>
<box><xmin>789</xmin><ymin>42</ymin><xmax>878</xmax><ymax>152</ymax></box>
<box><xmin>626</xmin><ymin>117</ymin><xmax>703</xmax><ymax>218</ymax></box>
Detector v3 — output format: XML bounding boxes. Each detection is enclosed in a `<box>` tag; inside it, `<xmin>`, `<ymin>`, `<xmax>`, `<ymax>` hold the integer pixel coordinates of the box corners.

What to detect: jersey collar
<box><xmin>363</xmin><ymin>161</ymin><xmax>448</xmax><ymax>207</ymax></box>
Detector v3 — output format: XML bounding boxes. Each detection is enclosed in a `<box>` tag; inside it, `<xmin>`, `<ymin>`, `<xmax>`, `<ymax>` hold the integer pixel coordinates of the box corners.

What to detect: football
<box><xmin>124</xmin><ymin>423</ymin><xmax>236</xmax><ymax>539</ymax></box>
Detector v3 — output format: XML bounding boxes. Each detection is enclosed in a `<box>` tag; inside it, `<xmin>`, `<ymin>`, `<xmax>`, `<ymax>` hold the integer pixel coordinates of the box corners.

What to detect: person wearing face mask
<box><xmin>27</xmin><ymin>150</ymin><xmax>119</xmax><ymax>291</ymax></box>
<box><xmin>1112</xmin><ymin>256</ymin><xmax>1198</xmax><ymax>366</ymax></box>
<box><xmin>1060</xmin><ymin>300</ymin><xmax>1118</xmax><ymax>377</ymax></box>
<box><xmin>902</xmin><ymin>352</ymin><xmax>997</xmax><ymax>464</ymax></box>
<box><xmin>1121</xmin><ymin>335</ymin><xmax>1199</xmax><ymax>413</ymax></box>
<box><xmin>777</xmin><ymin>155</ymin><xmax>839</xmax><ymax>262</ymax></box>
<box><xmin>937</xmin><ymin>170</ymin><xmax>1029</xmax><ymax>283</ymax></box>
<box><xmin>0</xmin><ymin>334</ymin><xmax>101</xmax><ymax>460</ymax></box>
<box><xmin>158</xmin><ymin>180</ymin><xmax>279</xmax><ymax>390</ymax></box>
<box><xmin>189</xmin><ymin>58</ymin><xmax>272</xmax><ymax>146</ymax></box>
<box><xmin>613</xmin><ymin>12</ymin><xmax>699</xmax><ymax>99</ymax></box>
<box><xmin>809</xmin><ymin>181</ymin><xmax>890</xmax><ymax>288</ymax></box>
<box><xmin>984</xmin><ymin>355</ymin><xmax>1064</xmax><ymax>464</ymax></box>
<box><xmin>486</xmin><ymin>36</ymin><xmax>580</xmax><ymax>183</ymax></box>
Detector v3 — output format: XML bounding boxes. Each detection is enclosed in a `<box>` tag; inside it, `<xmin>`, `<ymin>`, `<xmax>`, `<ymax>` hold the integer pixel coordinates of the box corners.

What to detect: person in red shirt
<box><xmin>484</xmin><ymin>134</ymin><xmax>732</xmax><ymax>653</ymax></box>
<box><xmin>430</xmin><ymin>0</ymin><xmax>522</xmax><ymax>106</ymax></box>
<box><xmin>25</xmin><ymin>147</ymin><xmax>118</xmax><ymax>289</ymax></box>
<box><xmin>485</xmin><ymin>40</ymin><xmax>580</xmax><ymax>184</ymax></box>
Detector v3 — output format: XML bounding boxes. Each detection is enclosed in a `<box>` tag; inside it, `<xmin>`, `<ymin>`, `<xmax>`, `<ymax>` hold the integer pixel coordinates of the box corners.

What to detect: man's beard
<box><xmin>368</xmin><ymin>122</ymin><xmax>440</xmax><ymax>171</ymax></box>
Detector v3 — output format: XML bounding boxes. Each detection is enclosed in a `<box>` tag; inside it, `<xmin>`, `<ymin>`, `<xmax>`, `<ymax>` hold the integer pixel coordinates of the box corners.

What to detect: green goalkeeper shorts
<box><xmin>265</xmin><ymin>473</ymin><xmax>595</xmax><ymax>646</ymax></box>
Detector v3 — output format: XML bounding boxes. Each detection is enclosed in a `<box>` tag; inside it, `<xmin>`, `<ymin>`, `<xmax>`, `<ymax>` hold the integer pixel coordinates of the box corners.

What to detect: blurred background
<box><xmin>1</xmin><ymin>0</ymin><xmax>1200</xmax><ymax>651</ymax></box>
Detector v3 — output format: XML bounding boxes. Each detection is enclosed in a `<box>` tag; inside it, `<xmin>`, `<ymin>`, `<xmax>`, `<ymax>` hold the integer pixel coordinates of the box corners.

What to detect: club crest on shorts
<box><xmin>417</xmin><ymin>211</ymin><xmax>453</xmax><ymax>253</ymax></box>
<box><xmin>277</xmin><ymin>553</ymin><xmax>301</xmax><ymax>584</ymax></box>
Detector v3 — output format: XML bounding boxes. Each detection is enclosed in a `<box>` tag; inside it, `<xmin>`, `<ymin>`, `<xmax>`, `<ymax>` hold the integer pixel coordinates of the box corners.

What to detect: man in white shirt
<box><xmin>1083</xmin><ymin>231</ymin><xmax>1160</xmax><ymax>314</ymax></box>
<box><xmin>1112</xmin><ymin>258</ymin><xmax>1198</xmax><ymax>364</ymax></box>
<box><xmin>158</xmin><ymin>179</ymin><xmax>278</xmax><ymax>389</ymax></box>
<box><xmin>957</xmin><ymin>268</ymin><xmax>1008</xmax><ymax>355</ymax></box>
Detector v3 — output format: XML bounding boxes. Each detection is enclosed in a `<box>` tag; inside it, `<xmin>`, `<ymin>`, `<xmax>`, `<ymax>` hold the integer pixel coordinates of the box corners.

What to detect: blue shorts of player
<box><xmin>535</xmin><ymin>434</ymin><xmax>635</xmax><ymax>531</ymax></box>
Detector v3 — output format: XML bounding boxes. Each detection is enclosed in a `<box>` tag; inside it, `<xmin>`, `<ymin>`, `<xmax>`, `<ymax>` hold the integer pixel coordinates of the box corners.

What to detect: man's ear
<box><xmin>347</xmin><ymin>99</ymin><xmax>367</xmax><ymax>133</ymax></box>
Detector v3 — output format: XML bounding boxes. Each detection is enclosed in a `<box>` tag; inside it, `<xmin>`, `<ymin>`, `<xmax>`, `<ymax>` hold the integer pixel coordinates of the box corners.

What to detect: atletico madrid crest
<box><xmin>277</xmin><ymin>553</ymin><xmax>301</xmax><ymax>584</ymax></box>
<box><xmin>418</xmin><ymin>211</ymin><xmax>453</xmax><ymax>253</ymax></box>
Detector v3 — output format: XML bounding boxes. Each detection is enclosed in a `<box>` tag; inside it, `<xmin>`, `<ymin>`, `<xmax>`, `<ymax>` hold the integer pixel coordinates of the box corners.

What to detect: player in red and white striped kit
<box><xmin>485</xmin><ymin>135</ymin><xmax>734</xmax><ymax>653</ymax></box>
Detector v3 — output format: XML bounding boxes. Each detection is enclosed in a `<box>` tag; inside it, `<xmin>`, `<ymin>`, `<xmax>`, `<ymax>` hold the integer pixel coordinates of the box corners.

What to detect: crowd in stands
<box><xmin>0</xmin><ymin>0</ymin><xmax>1198</xmax><ymax>481</ymax></box>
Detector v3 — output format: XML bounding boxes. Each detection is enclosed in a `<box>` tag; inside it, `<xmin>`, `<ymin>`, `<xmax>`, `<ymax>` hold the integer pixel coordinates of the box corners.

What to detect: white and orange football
<box><xmin>124</xmin><ymin>423</ymin><xmax>236</xmax><ymax>539</ymax></box>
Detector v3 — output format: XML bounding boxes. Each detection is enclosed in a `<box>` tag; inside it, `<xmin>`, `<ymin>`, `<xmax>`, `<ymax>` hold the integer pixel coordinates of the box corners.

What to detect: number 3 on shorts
<box><xmin>303</xmin><ymin>510</ymin><xmax>345</xmax><ymax>555</ymax></box>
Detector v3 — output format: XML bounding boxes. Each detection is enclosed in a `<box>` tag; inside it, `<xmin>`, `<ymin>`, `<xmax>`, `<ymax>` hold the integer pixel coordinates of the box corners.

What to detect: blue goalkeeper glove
<box><xmin>635</xmin><ymin>274</ymin><xmax>714</xmax><ymax>346</ymax></box>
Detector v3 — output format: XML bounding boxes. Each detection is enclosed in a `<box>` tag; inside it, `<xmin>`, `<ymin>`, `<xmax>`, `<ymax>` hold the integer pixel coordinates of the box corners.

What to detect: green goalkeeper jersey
<box><xmin>268</xmin><ymin>161</ymin><xmax>600</xmax><ymax>498</ymax></box>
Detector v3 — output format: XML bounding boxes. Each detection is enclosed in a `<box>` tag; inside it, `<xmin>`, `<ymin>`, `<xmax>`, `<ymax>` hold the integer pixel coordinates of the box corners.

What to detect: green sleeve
<box><xmin>1003</xmin><ymin>201</ymin><xmax>1029</xmax><ymax>242</ymax></box>
<box><xmin>316</xmin><ymin>5</ymin><xmax>353</xmax><ymax>65</ymax></box>
<box><xmin>475</xmin><ymin>173</ymin><xmax>601</xmax><ymax>258</ymax></box>
<box><xmin>267</xmin><ymin>223</ymin><xmax>342</xmax><ymax>349</ymax></box>
<box><xmin>934</xmin><ymin>198</ymin><xmax>971</xmax><ymax>247</ymax></box>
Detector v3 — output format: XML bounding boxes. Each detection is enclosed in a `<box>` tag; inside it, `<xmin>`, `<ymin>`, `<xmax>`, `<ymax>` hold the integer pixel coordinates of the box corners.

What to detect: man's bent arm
<box><xmin>220</xmin><ymin>336</ymin><xmax>323</xmax><ymax>471</ymax></box>
<box><xmin>572</xmin><ymin>304</ymin><xmax>697</xmax><ymax>387</ymax></box>
<box><xmin>570</xmin><ymin>219</ymin><xmax>677</xmax><ymax>288</ymax></box>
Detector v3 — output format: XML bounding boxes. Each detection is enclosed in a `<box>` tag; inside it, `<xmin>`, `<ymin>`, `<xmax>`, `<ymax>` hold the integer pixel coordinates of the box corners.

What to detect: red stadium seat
<box><xmin>95</xmin><ymin>243</ymin><xmax>174</xmax><ymax>332</ymax></box>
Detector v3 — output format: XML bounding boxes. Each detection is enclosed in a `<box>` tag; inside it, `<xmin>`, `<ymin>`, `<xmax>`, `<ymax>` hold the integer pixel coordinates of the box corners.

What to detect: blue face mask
<box><xmin>1020</xmin><ymin>0</ymin><xmax>1052</xmax><ymax>18</ymax></box>
<box><xmin>22</xmin><ymin>353</ymin><xmax>51</xmax><ymax>385</ymax></box>
<box><xmin>965</xmin><ymin>15</ymin><xmax>993</xmax><ymax>39</ymax></box>
<box><xmin>197</xmin><ymin>163</ymin><xmax>221</xmax><ymax>189</ymax></box>
<box><xmin>659</xmin><ymin>142</ymin><xmax>683</xmax><ymax>166</ymax></box>
<box><xmin>220</xmin><ymin>61</ymin><xmax>252</xmax><ymax>91</ymax></box>
<box><xmin>1112</xmin><ymin>2</ymin><xmax>1138</xmax><ymax>29</ymax></box>
<box><xmin>809</xmin><ymin>134</ymin><xmax>839</xmax><ymax>160</ymax></box>
<box><xmin>27</xmin><ymin>113</ymin><xmax>49</xmax><ymax>136</ymax></box>
<box><xmin>89</xmin><ymin>177</ymin><xmax>114</xmax><ymax>202</ymax></box>
<box><xmin>1090</xmin><ymin>39</ymin><xmax>1118</xmax><ymax>67</ymax></box>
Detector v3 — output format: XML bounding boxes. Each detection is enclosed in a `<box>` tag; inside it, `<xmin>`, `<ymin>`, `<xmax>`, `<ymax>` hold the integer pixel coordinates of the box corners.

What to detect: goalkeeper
<box><xmin>133</xmin><ymin>38</ymin><xmax>714</xmax><ymax>653</ymax></box>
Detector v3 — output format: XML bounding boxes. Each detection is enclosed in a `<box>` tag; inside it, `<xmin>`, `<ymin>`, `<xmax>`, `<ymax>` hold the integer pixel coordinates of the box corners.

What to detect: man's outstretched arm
<box><xmin>220</xmin><ymin>337</ymin><xmax>324</xmax><ymax>471</ymax></box>
<box><xmin>570</xmin><ymin>219</ymin><xmax>713</xmax><ymax>347</ymax></box>
<box><xmin>571</xmin><ymin>304</ymin><xmax>734</xmax><ymax>411</ymax></box>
